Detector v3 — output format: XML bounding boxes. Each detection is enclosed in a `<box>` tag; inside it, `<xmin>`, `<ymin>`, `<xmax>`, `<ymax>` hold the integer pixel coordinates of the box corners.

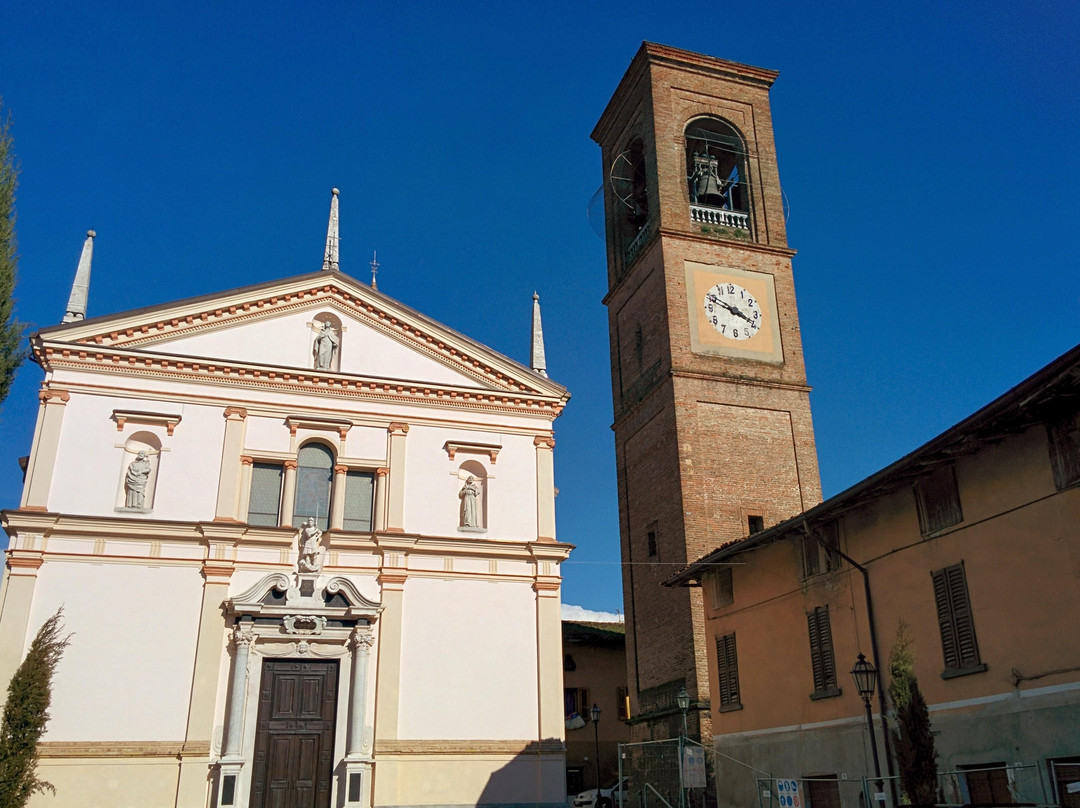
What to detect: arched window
<box><xmin>116</xmin><ymin>431</ymin><xmax>161</xmax><ymax>512</ymax></box>
<box><xmin>609</xmin><ymin>137</ymin><xmax>650</xmax><ymax>263</ymax></box>
<box><xmin>685</xmin><ymin>118</ymin><xmax>750</xmax><ymax>232</ymax></box>
<box><xmin>294</xmin><ymin>442</ymin><xmax>334</xmax><ymax>530</ymax></box>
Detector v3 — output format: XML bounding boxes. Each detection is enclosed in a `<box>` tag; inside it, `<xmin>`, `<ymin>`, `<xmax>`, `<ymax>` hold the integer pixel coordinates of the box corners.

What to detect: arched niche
<box><xmin>457</xmin><ymin>459</ymin><xmax>488</xmax><ymax>531</ymax></box>
<box><xmin>685</xmin><ymin>116</ymin><xmax>750</xmax><ymax>224</ymax></box>
<box><xmin>311</xmin><ymin>311</ymin><xmax>342</xmax><ymax>372</ymax></box>
<box><xmin>116</xmin><ymin>431</ymin><xmax>162</xmax><ymax>512</ymax></box>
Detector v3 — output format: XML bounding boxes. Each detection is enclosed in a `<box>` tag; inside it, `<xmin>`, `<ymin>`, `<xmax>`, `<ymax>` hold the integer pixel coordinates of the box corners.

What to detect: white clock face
<box><xmin>703</xmin><ymin>282</ymin><xmax>762</xmax><ymax>341</ymax></box>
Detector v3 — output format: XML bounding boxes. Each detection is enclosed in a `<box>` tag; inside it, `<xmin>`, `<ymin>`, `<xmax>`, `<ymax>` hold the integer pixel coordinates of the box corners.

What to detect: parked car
<box><xmin>574</xmin><ymin>777</ymin><xmax>628</xmax><ymax>808</ymax></box>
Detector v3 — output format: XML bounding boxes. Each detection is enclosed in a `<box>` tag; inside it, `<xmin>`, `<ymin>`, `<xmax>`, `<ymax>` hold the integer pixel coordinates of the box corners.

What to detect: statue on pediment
<box><xmin>313</xmin><ymin>320</ymin><xmax>339</xmax><ymax>370</ymax></box>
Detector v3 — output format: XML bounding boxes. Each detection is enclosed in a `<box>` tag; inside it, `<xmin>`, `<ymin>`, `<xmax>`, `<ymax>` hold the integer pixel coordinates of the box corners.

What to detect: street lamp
<box><xmin>591</xmin><ymin>703</ymin><xmax>602</xmax><ymax>794</ymax></box>
<box><xmin>851</xmin><ymin>653</ymin><xmax>885</xmax><ymax>802</ymax></box>
<box><xmin>676</xmin><ymin>687</ymin><xmax>690</xmax><ymax>739</ymax></box>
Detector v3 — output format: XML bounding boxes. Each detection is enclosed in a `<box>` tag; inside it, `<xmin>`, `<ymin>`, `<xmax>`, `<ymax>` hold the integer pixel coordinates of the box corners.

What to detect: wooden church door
<box><xmin>250</xmin><ymin>659</ymin><xmax>339</xmax><ymax>808</ymax></box>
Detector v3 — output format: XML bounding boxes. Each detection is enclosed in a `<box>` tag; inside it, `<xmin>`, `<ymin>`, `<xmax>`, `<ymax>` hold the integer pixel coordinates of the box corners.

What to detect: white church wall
<box><xmin>44</xmin><ymin>385</ymin><xmax>224</xmax><ymax>521</ymax></box>
<box><xmin>244</xmin><ymin>414</ymin><xmax>293</xmax><ymax>453</ymax></box>
<box><xmin>402</xmin><ymin>426</ymin><xmax>538</xmax><ymax>540</ymax></box>
<box><xmin>160</xmin><ymin>307</ymin><xmax>485</xmax><ymax>389</ymax></box>
<box><xmin>397</xmin><ymin>577</ymin><xmax>538</xmax><ymax>740</ymax></box>
<box><xmin>28</xmin><ymin>560</ymin><xmax>205</xmax><ymax>741</ymax></box>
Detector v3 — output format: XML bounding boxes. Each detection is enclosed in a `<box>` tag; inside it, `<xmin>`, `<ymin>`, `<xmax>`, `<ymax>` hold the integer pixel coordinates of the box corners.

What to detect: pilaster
<box><xmin>175</xmin><ymin>557</ymin><xmax>233</xmax><ymax>805</ymax></box>
<box><xmin>534</xmin><ymin>434</ymin><xmax>557</xmax><ymax>542</ymax></box>
<box><xmin>0</xmin><ymin>551</ymin><xmax>45</xmax><ymax>689</ymax></box>
<box><xmin>214</xmin><ymin>407</ymin><xmax>248</xmax><ymax>521</ymax></box>
<box><xmin>331</xmin><ymin>465</ymin><xmax>349</xmax><ymax>530</ymax></box>
<box><xmin>530</xmin><ymin>544</ymin><xmax>568</xmax><ymax>741</ymax></box>
<box><xmin>373</xmin><ymin>565</ymin><xmax>407</xmax><ymax>743</ymax></box>
<box><xmin>385</xmin><ymin>424</ymin><xmax>409</xmax><ymax>532</ymax></box>
<box><xmin>21</xmin><ymin>388</ymin><xmax>70</xmax><ymax>510</ymax></box>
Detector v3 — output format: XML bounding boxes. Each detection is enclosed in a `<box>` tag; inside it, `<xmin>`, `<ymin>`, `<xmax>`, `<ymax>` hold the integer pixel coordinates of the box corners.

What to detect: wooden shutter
<box><xmin>807</xmin><ymin>607</ymin><xmax>837</xmax><ymax>694</ymax></box>
<box><xmin>1048</xmin><ymin>415</ymin><xmax>1080</xmax><ymax>489</ymax></box>
<box><xmin>915</xmin><ymin>466</ymin><xmax>963</xmax><ymax>535</ymax></box>
<box><xmin>932</xmin><ymin>562</ymin><xmax>981</xmax><ymax>671</ymax></box>
<box><xmin>715</xmin><ymin>633</ymin><xmax>740</xmax><ymax>707</ymax></box>
<box><xmin>802</xmin><ymin>533</ymin><xmax>821</xmax><ymax>577</ymax></box>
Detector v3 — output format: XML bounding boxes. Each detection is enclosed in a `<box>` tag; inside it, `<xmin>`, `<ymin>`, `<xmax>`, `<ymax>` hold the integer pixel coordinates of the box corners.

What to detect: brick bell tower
<box><xmin>591</xmin><ymin>43</ymin><xmax>822</xmax><ymax>741</ymax></box>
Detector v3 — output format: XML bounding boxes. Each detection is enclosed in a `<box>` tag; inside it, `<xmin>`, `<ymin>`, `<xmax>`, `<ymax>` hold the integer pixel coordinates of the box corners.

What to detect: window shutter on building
<box><xmin>715</xmin><ymin>633</ymin><xmax>740</xmax><ymax>707</ymax></box>
<box><xmin>1048</xmin><ymin>414</ymin><xmax>1080</xmax><ymax>489</ymax></box>
<box><xmin>932</xmin><ymin>562</ymin><xmax>981</xmax><ymax>671</ymax></box>
<box><xmin>915</xmin><ymin>466</ymin><xmax>963</xmax><ymax>535</ymax></box>
<box><xmin>807</xmin><ymin>606</ymin><xmax>837</xmax><ymax>694</ymax></box>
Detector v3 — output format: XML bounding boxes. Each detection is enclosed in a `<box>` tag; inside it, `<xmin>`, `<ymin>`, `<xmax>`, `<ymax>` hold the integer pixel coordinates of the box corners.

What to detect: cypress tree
<box><xmin>0</xmin><ymin>609</ymin><xmax>72</xmax><ymax>807</ymax></box>
<box><xmin>888</xmin><ymin>620</ymin><xmax>939</xmax><ymax>806</ymax></box>
<box><xmin>0</xmin><ymin>97</ymin><xmax>26</xmax><ymax>405</ymax></box>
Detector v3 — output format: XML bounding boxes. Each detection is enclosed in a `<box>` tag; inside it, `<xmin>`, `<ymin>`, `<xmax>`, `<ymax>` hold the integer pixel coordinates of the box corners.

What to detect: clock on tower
<box><xmin>591</xmin><ymin>43</ymin><xmax>822</xmax><ymax>743</ymax></box>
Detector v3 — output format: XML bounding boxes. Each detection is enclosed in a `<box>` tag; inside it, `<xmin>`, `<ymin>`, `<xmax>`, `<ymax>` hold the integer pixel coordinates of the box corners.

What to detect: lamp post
<box><xmin>851</xmin><ymin>653</ymin><xmax>885</xmax><ymax>803</ymax></box>
<box><xmin>591</xmin><ymin>703</ymin><xmax>602</xmax><ymax>795</ymax></box>
<box><xmin>676</xmin><ymin>687</ymin><xmax>690</xmax><ymax>739</ymax></box>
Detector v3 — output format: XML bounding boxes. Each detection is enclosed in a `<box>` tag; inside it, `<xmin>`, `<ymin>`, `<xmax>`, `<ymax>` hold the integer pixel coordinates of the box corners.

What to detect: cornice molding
<box><xmin>38</xmin><ymin>344</ymin><xmax>567</xmax><ymax>417</ymax></box>
<box><xmin>374</xmin><ymin>739</ymin><xmax>565</xmax><ymax>756</ymax></box>
<box><xmin>38</xmin><ymin>740</ymin><xmax>210</xmax><ymax>759</ymax></box>
<box><xmin>35</xmin><ymin>277</ymin><xmax>569</xmax><ymax>400</ymax></box>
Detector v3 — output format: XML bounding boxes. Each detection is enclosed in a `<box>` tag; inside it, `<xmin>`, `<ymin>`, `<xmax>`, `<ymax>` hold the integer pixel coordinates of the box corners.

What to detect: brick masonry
<box><xmin>593</xmin><ymin>43</ymin><xmax>822</xmax><ymax>742</ymax></box>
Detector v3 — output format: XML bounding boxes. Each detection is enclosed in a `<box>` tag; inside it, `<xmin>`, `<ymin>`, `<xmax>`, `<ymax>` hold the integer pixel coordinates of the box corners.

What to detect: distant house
<box><xmin>563</xmin><ymin>620</ymin><xmax>631</xmax><ymax>795</ymax></box>
<box><xmin>667</xmin><ymin>345</ymin><xmax>1080</xmax><ymax>808</ymax></box>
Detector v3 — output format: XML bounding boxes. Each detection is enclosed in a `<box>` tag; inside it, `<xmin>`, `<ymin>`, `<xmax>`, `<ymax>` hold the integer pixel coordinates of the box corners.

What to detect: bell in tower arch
<box><xmin>690</xmin><ymin>152</ymin><xmax>728</xmax><ymax>207</ymax></box>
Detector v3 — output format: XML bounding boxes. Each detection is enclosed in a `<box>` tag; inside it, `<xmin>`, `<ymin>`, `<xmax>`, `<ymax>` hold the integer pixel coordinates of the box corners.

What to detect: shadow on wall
<box><xmin>475</xmin><ymin>739</ymin><xmax>568</xmax><ymax>808</ymax></box>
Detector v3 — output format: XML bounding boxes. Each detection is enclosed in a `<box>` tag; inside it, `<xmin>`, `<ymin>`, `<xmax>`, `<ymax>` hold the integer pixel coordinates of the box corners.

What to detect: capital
<box><xmin>223</xmin><ymin>406</ymin><xmax>248</xmax><ymax>420</ymax></box>
<box><xmin>352</xmin><ymin>628</ymin><xmax>376</xmax><ymax>651</ymax></box>
<box><xmin>387</xmin><ymin>422</ymin><xmax>410</xmax><ymax>435</ymax></box>
<box><xmin>38</xmin><ymin>388</ymin><xmax>71</xmax><ymax>404</ymax></box>
<box><xmin>233</xmin><ymin>624</ymin><xmax>257</xmax><ymax>649</ymax></box>
<box><xmin>533</xmin><ymin>435</ymin><xmax>555</xmax><ymax>449</ymax></box>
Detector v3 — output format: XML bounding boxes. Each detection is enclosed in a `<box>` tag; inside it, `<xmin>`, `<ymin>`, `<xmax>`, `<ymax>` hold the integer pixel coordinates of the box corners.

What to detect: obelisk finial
<box><xmin>62</xmin><ymin>230</ymin><xmax>96</xmax><ymax>323</ymax></box>
<box><xmin>530</xmin><ymin>292</ymin><xmax>547</xmax><ymax>378</ymax></box>
<box><xmin>322</xmin><ymin>187</ymin><xmax>340</xmax><ymax>272</ymax></box>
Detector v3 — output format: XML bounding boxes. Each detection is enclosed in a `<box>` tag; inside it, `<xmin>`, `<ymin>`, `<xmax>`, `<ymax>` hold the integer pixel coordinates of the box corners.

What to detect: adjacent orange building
<box><xmin>668</xmin><ymin>345</ymin><xmax>1080</xmax><ymax>808</ymax></box>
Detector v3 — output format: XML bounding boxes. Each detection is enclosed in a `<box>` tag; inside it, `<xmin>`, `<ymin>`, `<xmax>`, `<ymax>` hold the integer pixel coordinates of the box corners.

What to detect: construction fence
<box><xmin>617</xmin><ymin>740</ymin><xmax>1072</xmax><ymax>808</ymax></box>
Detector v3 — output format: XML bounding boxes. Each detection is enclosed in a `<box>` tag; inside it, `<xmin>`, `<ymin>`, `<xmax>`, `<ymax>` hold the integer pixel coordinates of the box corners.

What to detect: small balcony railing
<box><xmin>689</xmin><ymin>204</ymin><xmax>750</xmax><ymax>232</ymax></box>
<box><xmin>625</xmin><ymin>219</ymin><xmax>653</xmax><ymax>265</ymax></box>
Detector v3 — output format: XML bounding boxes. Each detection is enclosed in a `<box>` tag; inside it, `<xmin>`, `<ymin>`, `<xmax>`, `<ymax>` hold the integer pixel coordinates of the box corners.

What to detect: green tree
<box><xmin>0</xmin><ymin>98</ymin><xmax>26</xmax><ymax>405</ymax></box>
<box><xmin>0</xmin><ymin>609</ymin><xmax>71</xmax><ymax>807</ymax></box>
<box><xmin>888</xmin><ymin>620</ymin><xmax>939</xmax><ymax>806</ymax></box>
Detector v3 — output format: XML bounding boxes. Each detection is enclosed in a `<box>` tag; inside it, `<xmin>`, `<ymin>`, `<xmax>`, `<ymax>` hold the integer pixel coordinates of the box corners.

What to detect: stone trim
<box><xmin>39</xmin><ymin>345</ymin><xmax>567</xmax><ymax>417</ymax></box>
<box><xmin>112</xmin><ymin>409</ymin><xmax>182</xmax><ymax>435</ymax></box>
<box><xmin>38</xmin><ymin>740</ymin><xmax>211</xmax><ymax>758</ymax></box>
<box><xmin>387</xmin><ymin>422</ymin><xmax>410</xmax><ymax>435</ymax></box>
<box><xmin>286</xmin><ymin>415</ymin><xmax>352</xmax><ymax>438</ymax></box>
<box><xmin>374</xmin><ymin>739</ymin><xmax>564</xmax><ymax>756</ymax></box>
<box><xmin>533</xmin><ymin>435</ymin><xmax>556</xmax><ymax>449</ymax></box>
<box><xmin>6</xmin><ymin>551</ymin><xmax>45</xmax><ymax>571</ymax></box>
<box><xmin>37</xmin><ymin>388</ymin><xmax>70</xmax><ymax>403</ymax></box>
<box><xmin>444</xmin><ymin>441</ymin><xmax>501</xmax><ymax>463</ymax></box>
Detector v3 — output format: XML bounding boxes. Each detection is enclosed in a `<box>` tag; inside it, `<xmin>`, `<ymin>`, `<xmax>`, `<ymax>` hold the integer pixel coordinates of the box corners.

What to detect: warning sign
<box><xmin>776</xmin><ymin>779</ymin><xmax>803</xmax><ymax>808</ymax></box>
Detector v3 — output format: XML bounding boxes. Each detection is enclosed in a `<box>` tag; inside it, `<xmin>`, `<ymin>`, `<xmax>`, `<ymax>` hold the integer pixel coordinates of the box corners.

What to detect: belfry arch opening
<box><xmin>685</xmin><ymin>117</ymin><xmax>750</xmax><ymax>233</ymax></box>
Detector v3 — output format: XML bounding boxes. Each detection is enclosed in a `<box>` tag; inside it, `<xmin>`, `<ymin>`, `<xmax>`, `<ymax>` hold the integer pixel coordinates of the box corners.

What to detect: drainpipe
<box><xmin>805</xmin><ymin>524</ymin><xmax>899</xmax><ymax>806</ymax></box>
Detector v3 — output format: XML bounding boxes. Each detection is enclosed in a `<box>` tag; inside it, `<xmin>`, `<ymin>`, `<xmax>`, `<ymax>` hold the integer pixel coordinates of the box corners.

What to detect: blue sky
<box><xmin>1</xmin><ymin>1</ymin><xmax>1077</xmax><ymax>617</ymax></box>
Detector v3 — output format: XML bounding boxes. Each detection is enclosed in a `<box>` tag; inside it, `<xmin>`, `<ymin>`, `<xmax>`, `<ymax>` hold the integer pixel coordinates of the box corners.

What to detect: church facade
<box><xmin>0</xmin><ymin>192</ymin><xmax>572</xmax><ymax>808</ymax></box>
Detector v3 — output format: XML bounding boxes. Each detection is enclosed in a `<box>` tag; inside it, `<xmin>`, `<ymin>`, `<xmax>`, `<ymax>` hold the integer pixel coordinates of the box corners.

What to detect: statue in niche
<box><xmin>297</xmin><ymin>517</ymin><xmax>325</xmax><ymax>573</ymax></box>
<box><xmin>459</xmin><ymin>476</ymin><xmax>481</xmax><ymax>528</ymax></box>
<box><xmin>124</xmin><ymin>450</ymin><xmax>153</xmax><ymax>509</ymax></box>
<box><xmin>313</xmin><ymin>320</ymin><xmax>339</xmax><ymax>370</ymax></box>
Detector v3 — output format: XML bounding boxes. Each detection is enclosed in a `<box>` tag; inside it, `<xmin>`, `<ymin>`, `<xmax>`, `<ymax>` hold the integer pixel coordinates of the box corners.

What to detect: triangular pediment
<box><xmin>35</xmin><ymin>271</ymin><xmax>566</xmax><ymax>400</ymax></box>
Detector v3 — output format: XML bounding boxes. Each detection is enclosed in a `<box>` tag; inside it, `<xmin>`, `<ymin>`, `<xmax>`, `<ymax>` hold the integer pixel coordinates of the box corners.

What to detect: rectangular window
<box><xmin>819</xmin><ymin>521</ymin><xmax>841</xmax><ymax>571</ymax></box>
<box><xmin>807</xmin><ymin>606</ymin><xmax>840</xmax><ymax>698</ymax></box>
<box><xmin>248</xmin><ymin>462</ymin><xmax>283</xmax><ymax>526</ymax></box>
<box><xmin>748</xmin><ymin>514</ymin><xmax>764</xmax><ymax>534</ymax></box>
<box><xmin>801</xmin><ymin>533</ymin><xmax>821</xmax><ymax>577</ymax></box>
<box><xmin>915</xmin><ymin>466</ymin><xmax>963</xmax><ymax>535</ymax></box>
<box><xmin>342</xmin><ymin>470</ymin><xmax>375</xmax><ymax>532</ymax></box>
<box><xmin>616</xmin><ymin>686</ymin><xmax>630</xmax><ymax>720</ymax></box>
<box><xmin>646</xmin><ymin>520</ymin><xmax>658</xmax><ymax>558</ymax></box>
<box><xmin>708</xmin><ymin>567</ymin><xmax>733</xmax><ymax>610</ymax></box>
<box><xmin>960</xmin><ymin>764</ymin><xmax>1013</xmax><ymax>805</ymax></box>
<box><xmin>564</xmin><ymin>687</ymin><xmax>589</xmax><ymax>720</ymax></box>
<box><xmin>1048</xmin><ymin>414</ymin><xmax>1080</xmax><ymax>489</ymax></box>
<box><xmin>932</xmin><ymin>562</ymin><xmax>985</xmax><ymax>676</ymax></box>
<box><xmin>715</xmin><ymin>633</ymin><xmax>740</xmax><ymax>710</ymax></box>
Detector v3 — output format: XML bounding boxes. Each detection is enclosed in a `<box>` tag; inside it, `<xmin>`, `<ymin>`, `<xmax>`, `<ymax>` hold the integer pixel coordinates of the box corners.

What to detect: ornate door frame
<box><xmin>216</xmin><ymin>572</ymin><xmax>381</xmax><ymax>808</ymax></box>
